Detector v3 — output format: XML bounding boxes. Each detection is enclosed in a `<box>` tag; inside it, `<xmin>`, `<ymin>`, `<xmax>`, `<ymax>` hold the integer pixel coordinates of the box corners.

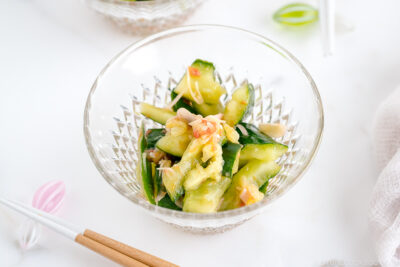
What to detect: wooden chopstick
<box><xmin>82</xmin><ymin>229</ymin><xmax>178</xmax><ymax>267</ymax></box>
<box><xmin>75</xmin><ymin>234</ymin><xmax>148</xmax><ymax>267</ymax></box>
<box><xmin>0</xmin><ymin>198</ymin><xmax>179</xmax><ymax>267</ymax></box>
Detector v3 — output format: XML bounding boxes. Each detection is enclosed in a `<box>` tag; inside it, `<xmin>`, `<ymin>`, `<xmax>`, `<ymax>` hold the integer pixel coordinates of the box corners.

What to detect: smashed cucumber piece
<box><xmin>158</xmin><ymin>194</ymin><xmax>182</xmax><ymax>211</ymax></box>
<box><xmin>171</xmin><ymin>91</ymin><xmax>196</xmax><ymax>113</ymax></box>
<box><xmin>174</xmin><ymin>59</ymin><xmax>226</xmax><ymax>104</ymax></box>
<box><xmin>259</xmin><ymin>180</ymin><xmax>269</xmax><ymax>194</ymax></box>
<box><xmin>145</xmin><ymin>128</ymin><xmax>166</xmax><ymax>149</ymax></box>
<box><xmin>156</xmin><ymin>132</ymin><xmax>191</xmax><ymax>157</ymax></box>
<box><xmin>172</xmin><ymin>90</ymin><xmax>223</xmax><ymax>117</ymax></box>
<box><xmin>224</xmin><ymin>83</ymin><xmax>255</xmax><ymax>126</ymax></box>
<box><xmin>183</xmin><ymin>145</ymin><xmax>223</xmax><ymax>191</ymax></box>
<box><xmin>152</xmin><ymin>164</ymin><xmax>164</xmax><ymax>199</ymax></box>
<box><xmin>141</xmin><ymin>157</ymin><xmax>155</xmax><ymax>205</ymax></box>
<box><xmin>193</xmin><ymin>102</ymin><xmax>224</xmax><ymax>116</ymax></box>
<box><xmin>183</xmin><ymin>177</ymin><xmax>231</xmax><ymax>213</ymax></box>
<box><xmin>240</xmin><ymin>144</ymin><xmax>287</xmax><ymax>163</ymax></box>
<box><xmin>237</xmin><ymin>122</ymin><xmax>287</xmax><ymax>164</ymax></box>
<box><xmin>222</xmin><ymin>142</ymin><xmax>241</xmax><ymax>177</ymax></box>
<box><xmin>237</xmin><ymin>122</ymin><xmax>279</xmax><ymax>144</ymax></box>
<box><xmin>220</xmin><ymin>160</ymin><xmax>281</xmax><ymax>210</ymax></box>
<box><xmin>140</xmin><ymin>103</ymin><xmax>176</xmax><ymax>125</ymax></box>
<box><xmin>162</xmin><ymin>138</ymin><xmax>203</xmax><ymax>201</ymax></box>
<box><xmin>138</xmin><ymin>124</ymin><xmax>155</xmax><ymax>204</ymax></box>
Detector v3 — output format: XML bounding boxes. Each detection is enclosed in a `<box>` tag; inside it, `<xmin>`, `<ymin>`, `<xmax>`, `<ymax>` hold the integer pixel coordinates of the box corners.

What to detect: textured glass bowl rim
<box><xmin>93</xmin><ymin>0</ymin><xmax>191</xmax><ymax>6</ymax></box>
<box><xmin>84</xmin><ymin>24</ymin><xmax>324</xmax><ymax>220</ymax></box>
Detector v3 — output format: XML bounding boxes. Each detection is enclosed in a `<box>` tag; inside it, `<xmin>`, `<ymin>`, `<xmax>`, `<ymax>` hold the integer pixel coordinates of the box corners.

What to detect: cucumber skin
<box><xmin>155</xmin><ymin>167</ymin><xmax>164</xmax><ymax>193</ymax></box>
<box><xmin>193</xmin><ymin>102</ymin><xmax>223</xmax><ymax>116</ymax></box>
<box><xmin>140</xmin><ymin>103</ymin><xmax>176</xmax><ymax>125</ymax></box>
<box><xmin>220</xmin><ymin>160</ymin><xmax>281</xmax><ymax>210</ymax></box>
<box><xmin>145</xmin><ymin>128</ymin><xmax>166</xmax><ymax>149</ymax></box>
<box><xmin>224</xmin><ymin>83</ymin><xmax>255</xmax><ymax>126</ymax></box>
<box><xmin>153</xmin><ymin>165</ymin><xmax>165</xmax><ymax>199</ymax></box>
<box><xmin>156</xmin><ymin>132</ymin><xmax>191</xmax><ymax>157</ymax></box>
<box><xmin>222</xmin><ymin>142</ymin><xmax>242</xmax><ymax>177</ymax></box>
<box><xmin>240</xmin><ymin>83</ymin><xmax>255</xmax><ymax>124</ymax></box>
<box><xmin>142</xmin><ymin>157</ymin><xmax>155</xmax><ymax>204</ymax></box>
<box><xmin>139</xmin><ymin>124</ymin><xmax>147</xmax><ymax>153</ymax></box>
<box><xmin>240</xmin><ymin>143</ymin><xmax>288</xmax><ymax>162</ymax></box>
<box><xmin>192</xmin><ymin>59</ymin><xmax>215</xmax><ymax>70</ymax></box>
<box><xmin>138</xmin><ymin>125</ymin><xmax>155</xmax><ymax>204</ymax></box>
<box><xmin>158</xmin><ymin>194</ymin><xmax>182</xmax><ymax>211</ymax></box>
<box><xmin>173</xmin><ymin>59</ymin><xmax>226</xmax><ymax>104</ymax></box>
<box><xmin>259</xmin><ymin>180</ymin><xmax>269</xmax><ymax>194</ymax></box>
<box><xmin>236</xmin><ymin>122</ymin><xmax>287</xmax><ymax>163</ymax></box>
<box><xmin>171</xmin><ymin>91</ymin><xmax>223</xmax><ymax>117</ymax></box>
<box><xmin>171</xmin><ymin>91</ymin><xmax>196</xmax><ymax>113</ymax></box>
<box><xmin>237</xmin><ymin>122</ymin><xmax>285</xmax><ymax>146</ymax></box>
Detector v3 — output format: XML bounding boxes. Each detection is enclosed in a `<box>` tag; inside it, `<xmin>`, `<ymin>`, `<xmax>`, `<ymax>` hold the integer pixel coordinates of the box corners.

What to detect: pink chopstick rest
<box><xmin>32</xmin><ymin>180</ymin><xmax>66</xmax><ymax>214</ymax></box>
<box><xmin>18</xmin><ymin>180</ymin><xmax>66</xmax><ymax>250</ymax></box>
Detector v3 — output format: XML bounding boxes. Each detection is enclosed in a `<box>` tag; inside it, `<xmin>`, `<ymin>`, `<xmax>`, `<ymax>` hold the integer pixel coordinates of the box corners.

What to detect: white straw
<box><xmin>319</xmin><ymin>0</ymin><xmax>335</xmax><ymax>56</ymax></box>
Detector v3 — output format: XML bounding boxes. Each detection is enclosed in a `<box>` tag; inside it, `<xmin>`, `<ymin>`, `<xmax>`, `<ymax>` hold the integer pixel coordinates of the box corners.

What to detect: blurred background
<box><xmin>0</xmin><ymin>0</ymin><xmax>399</xmax><ymax>266</ymax></box>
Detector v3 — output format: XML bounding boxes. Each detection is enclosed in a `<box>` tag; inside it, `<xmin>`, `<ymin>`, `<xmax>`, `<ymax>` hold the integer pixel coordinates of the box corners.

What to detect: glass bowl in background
<box><xmin>84</xmin><ymin>0</ymin><xmax>203</xmax><ymax>35</ymax></box>
<box><xmin>84</xmin><ymin>25</ymin><xmax>324</xmax><ymax>234</ymax></box>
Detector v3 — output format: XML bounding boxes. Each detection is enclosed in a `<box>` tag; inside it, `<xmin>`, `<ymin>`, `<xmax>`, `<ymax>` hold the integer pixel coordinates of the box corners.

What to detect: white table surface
<box><xmin>1</xmin><ymin>0</ymin><xmax>399</xmax><ymax>266</ymax></box>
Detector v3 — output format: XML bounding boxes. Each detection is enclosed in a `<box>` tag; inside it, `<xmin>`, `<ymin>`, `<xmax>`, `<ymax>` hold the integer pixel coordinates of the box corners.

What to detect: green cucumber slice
<box><xmin>157</xmin><ymin>194</ymin><xmax>182</xmax><ymax>211</ymax></box>
<box><xmin>193</xmin><ymin>102</ymin><xmax>224</xmax><ymax>116</ymax></box>
<box><xmin>222</xmin><ymin>142</ymin><xmax>242</xmax><ymax>177</ymax></box>
<box><xmin>156</xmin><ymin>132</ymin><xmax>191</xmax><ymax>157</ymax></box>
<box><xmin>183</xmin><ymin>164</ymin><xmax>218</xmax><ymax>192</ymax></box>
<box><xmin>145</xmin><ymin>128</ymin><xmax>166</xmax><ymax>149</ymax></box>
<box><xmin>221</xmin><ymin>137</ymin><xmax>227</xmax><ymax>146</ymax></box>
<box><xmin>142</xmin><ymin>157</ymin><xmax>155</xmax><ymax>204</ymax></box>
<box><xmin>237</xmin><ymin>122</ymin><xmax>276</xmax><ymax>144</ymax></box>
<box><xmin>152</xmin><ymin>163</ymin><xmax>165</xmax><ymax>199</ymax></box>
<box><xmin>224</xmin><ymin>83</ymin><xmax>255</xmax><ymax>126</ymax></box>
<box><xmin>174</xmin><ymin>59</ymin><xmax>226</xmax><ymax>104</ymax></box>
<box><xmin>171</xmin><ymin>91</ymin><xmax>196</xmax><ymax>113</ymax></box>
<box><xmin>259</xmin><ymin>180</ymin><xmax>269</xmax><ymax>194</ymax></box>
<box><xmin>240</xmin><ymin>144</ymin><xmax>287</xmax><ymax>162</ymax></box>
<box><xmin>183</xmin><ymin>145</ymin><xmax>223</xmax><ymax>191</ymax></box>
<box><xmin>140</xmin><ymin>103</ymin><xmax>176</xmax><ymax>125</ymax></box>
<box><xmin>237</xmin><ymin>122</ymin><xmax>288</xmax><ymax>163</ymax></box>
<box><xmin>162</xmin><ymin>139</ymin><xmax>203</xmax><ymax>201</ymax></box>
<box><xmin>183</xmin><ymin>177</ymin><xmax>231</xmax><ymax>213</ymax></box>
<box><xmin>138</xmin><ymin>125</ymin><xmax>155</xmax><ymax>204</ymax></box>
<box><xmin>220</xmin><ymin>160</ymin><xmax>281</xmax><ymax>210</ymax></box>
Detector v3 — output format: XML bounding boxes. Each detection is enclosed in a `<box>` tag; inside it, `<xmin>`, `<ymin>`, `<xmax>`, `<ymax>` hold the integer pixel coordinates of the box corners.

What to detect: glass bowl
<box><xmin>84</xmin><ymin>25</ymin><xmax>324</xmax><ymax>234</ymax></box>
<box><xmin>84</xmin><ymin>0</ymin><xmax>203</xmax><ymax>35</ymax></box>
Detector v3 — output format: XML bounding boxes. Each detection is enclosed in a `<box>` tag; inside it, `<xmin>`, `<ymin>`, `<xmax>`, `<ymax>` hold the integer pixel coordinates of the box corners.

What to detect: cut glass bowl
<box><xmin>84</xmin><ymin>0</ymin><xmax>203</xmax><ymax>35</ymax></box>
<box><xmin>84</xmin><ymin>25</ymin><xmax>324</xmax><ymax>233</ymax></box>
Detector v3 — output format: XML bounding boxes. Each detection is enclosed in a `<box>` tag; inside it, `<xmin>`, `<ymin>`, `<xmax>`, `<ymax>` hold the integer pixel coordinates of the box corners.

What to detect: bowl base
<box><xmin>159</xmin><ymin>217</ymin><xmax>254</xmax><ymax>235</ymax></box>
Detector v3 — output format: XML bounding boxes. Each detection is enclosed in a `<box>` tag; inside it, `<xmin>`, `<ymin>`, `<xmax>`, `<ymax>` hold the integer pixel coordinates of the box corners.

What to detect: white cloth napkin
<box><xmin>370</xmin><ymin>87</ymin><xmax>400</xmax><ymax>267</ymax></box>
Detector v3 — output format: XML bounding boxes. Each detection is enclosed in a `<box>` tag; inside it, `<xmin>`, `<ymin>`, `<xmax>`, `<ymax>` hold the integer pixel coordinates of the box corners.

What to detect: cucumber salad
<box><xmin>138</xmin><ymin>59</ymin><xmax>288</xmax><ymax>213</ymax></box>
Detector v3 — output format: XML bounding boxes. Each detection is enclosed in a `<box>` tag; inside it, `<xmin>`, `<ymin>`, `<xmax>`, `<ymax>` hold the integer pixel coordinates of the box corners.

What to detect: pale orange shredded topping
<box><xmin>186</xmin><ymin>67</ymin><xmax>203</xmax><ymax>104</ymax></box>
<box><xmin>189</xmin><ymin>114</ymin><xmax>224</xmax><ymax>140</ymax></box>
<box><xmin>166</xmin><ymin>90</ymin><xmax>184</xmax><ymax>110</ymax></box>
